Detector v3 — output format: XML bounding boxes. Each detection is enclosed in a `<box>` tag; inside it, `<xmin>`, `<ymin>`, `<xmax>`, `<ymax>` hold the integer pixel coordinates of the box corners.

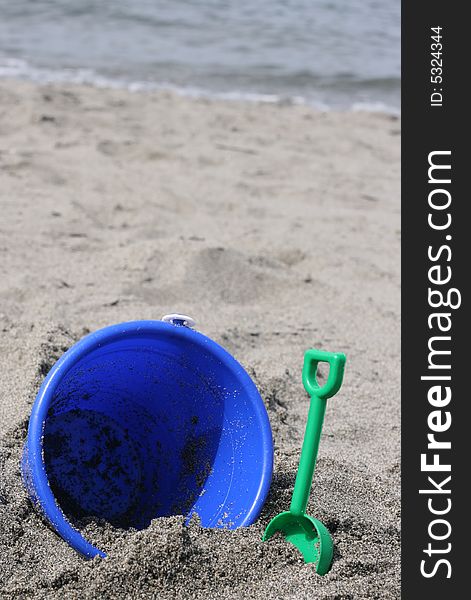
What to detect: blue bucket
<box><xmin>22</xmin><ymin>317</ymin><xmax>273</xmax><ymax>558</ymax></box>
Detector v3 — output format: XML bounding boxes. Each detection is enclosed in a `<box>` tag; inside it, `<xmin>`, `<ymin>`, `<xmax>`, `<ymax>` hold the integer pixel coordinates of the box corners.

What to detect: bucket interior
<box><xmin>42</xmin><ymin>331</ymin><xmax>267</xmax><ymax>530</ymax></box>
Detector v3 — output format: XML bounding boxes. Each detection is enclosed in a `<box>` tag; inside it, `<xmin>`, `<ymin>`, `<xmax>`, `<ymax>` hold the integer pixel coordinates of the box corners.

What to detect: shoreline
<box><xmin>0</xmin><ymin>59</ymin><xmax>401</xmax><ymax>115</ymax></box>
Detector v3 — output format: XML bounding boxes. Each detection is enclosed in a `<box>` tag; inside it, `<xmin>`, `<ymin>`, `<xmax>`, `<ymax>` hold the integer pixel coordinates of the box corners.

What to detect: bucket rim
<box><xmin>25</xmin><ymin>319</ymin><xmax>273</xmax><ymax>558</ymax></box>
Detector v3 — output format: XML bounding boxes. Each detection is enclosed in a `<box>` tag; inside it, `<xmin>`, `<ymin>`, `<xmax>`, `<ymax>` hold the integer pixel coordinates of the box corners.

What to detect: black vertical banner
<box><xmin>402</xmin><ymin>2</ymin><xmax>467</xmax><ymax>597</ymax></box>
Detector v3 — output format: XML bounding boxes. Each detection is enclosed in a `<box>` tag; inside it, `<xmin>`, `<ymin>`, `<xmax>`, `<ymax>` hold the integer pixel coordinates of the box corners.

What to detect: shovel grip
<box><xmin>302</xmin><ymin>349</ymin><xmax>346</xmax><ymax>400</ymax></box>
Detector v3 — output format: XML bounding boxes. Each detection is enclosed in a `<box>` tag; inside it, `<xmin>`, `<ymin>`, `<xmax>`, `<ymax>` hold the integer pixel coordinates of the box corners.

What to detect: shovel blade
<box><xmin>263</xmin><ymin>512</ymin><xmax>333</xmax><ymax>575</ymax></box>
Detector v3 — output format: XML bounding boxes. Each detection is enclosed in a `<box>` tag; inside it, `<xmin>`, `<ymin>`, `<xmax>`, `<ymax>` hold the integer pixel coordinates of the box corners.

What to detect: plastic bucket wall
<box><xmin>22</xmin><ymin>320</ymin><xmax>273</xmax><ymax>558</ymax></box>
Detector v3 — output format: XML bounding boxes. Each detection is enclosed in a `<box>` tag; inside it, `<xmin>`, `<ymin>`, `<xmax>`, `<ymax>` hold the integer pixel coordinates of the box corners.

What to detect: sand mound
<box><xmin>1</xmin><ymin>326</ymin><xmax>399</xmax><ymax>599</ymax></box>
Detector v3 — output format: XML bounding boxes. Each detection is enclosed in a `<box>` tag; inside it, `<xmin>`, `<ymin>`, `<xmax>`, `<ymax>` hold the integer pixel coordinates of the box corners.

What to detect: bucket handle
<box><xmin>162</xmin><ymin>314</ymin><xmax>196</xmax><ymax>328</ymax></box>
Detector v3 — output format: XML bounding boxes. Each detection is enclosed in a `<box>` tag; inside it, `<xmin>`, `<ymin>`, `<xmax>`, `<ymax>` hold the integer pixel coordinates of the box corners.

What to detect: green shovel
<box><xmin>263</xmin><ymin>349</ymin><xmax>346</xmax><ymax>575</ymax></box>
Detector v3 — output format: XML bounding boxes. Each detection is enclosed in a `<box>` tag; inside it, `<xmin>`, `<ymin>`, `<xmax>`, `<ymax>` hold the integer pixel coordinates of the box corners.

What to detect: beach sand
<box><xmin>0</xmin><ymin>80</ymin><xmax>400</xmax><ymax>598</ymax></box>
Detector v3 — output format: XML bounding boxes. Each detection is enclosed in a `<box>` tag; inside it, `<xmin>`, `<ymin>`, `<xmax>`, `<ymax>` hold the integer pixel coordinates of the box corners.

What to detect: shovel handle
<box><xmin>289</xmin><ymin>349</ymin><xmax>346</xmax><ymax>516</ymax></box>
<box><xmin>302</xmin><ymin>349</ymin><xmax>346</xmax><ymax>401</ymax></box>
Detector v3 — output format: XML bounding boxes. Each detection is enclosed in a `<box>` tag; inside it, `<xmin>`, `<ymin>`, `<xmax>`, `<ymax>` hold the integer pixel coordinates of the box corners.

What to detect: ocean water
<box><xmin>0</xmin><ymin>0</ymin><xmax>400</xmax><ymax>111</ymax></box>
